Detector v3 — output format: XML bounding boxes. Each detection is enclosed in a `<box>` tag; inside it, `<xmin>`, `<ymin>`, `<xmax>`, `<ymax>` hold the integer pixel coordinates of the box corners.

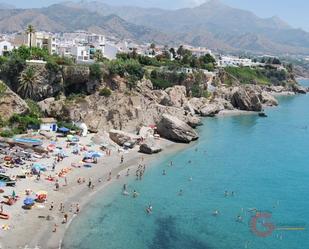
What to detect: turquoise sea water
<box><xmin>63</xmin><ymin>80</ymin><xmax>309</xmax><ymax>249</ymax></box>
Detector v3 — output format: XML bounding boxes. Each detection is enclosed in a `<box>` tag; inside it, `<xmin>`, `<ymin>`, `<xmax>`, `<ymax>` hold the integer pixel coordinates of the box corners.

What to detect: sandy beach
<box><xmin>0</xmin><ymin>133</ymin><xmax>189</xmax><ymax>249</ymax></box>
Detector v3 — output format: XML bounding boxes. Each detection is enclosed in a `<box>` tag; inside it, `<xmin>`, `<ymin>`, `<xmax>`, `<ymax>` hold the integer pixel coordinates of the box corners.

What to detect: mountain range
<box><xmin>1</xmin><ymin>0</ymin><xmax>309</xmax><ymax>55</ymax></box>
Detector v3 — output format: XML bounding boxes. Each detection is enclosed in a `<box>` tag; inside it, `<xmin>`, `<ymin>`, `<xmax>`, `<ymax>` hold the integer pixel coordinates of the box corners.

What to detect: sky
<box><xmin>4</xmin><ymin>0</ymin><xmax>309</xmax><ymax>31</ymax></box>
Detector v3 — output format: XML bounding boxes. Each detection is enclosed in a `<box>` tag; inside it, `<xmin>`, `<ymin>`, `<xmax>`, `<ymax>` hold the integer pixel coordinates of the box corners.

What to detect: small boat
<box><xmin>258</xmin><ymin>112</ymin><xmax>268</xmax><ymax>117</ymax></box>
<box><xmin>0</xmin><ymin>213</ymin><xmax>9</xmax><ymax>220</ymax></box>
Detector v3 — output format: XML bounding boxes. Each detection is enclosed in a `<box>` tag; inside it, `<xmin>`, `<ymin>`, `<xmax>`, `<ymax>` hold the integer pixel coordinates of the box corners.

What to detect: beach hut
<box><xmin>40</xmin><ymin>118</ymin><xmax>57</xmax><ymax>132</ymax></box>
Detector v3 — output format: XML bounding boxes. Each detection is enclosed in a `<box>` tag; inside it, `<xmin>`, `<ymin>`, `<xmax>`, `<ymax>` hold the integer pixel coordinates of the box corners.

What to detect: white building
<box><xmin>0</xmin><ymin>40</ymin><xmax>14</xmax><ymax>55</ymax></box>
<box><xmin>40</xmin><ymin>118</ymin><xmax>57</xmax><ymax>132</ymax></box>
<box><xmin>218</xmin><ymin>56</ymin><xmax>260</xmax><ymax>67</ymax></box>
<box><xmin>71</xmin><ymin>46</ymin><xmax>90</xmax><ymax>62</ymax></box>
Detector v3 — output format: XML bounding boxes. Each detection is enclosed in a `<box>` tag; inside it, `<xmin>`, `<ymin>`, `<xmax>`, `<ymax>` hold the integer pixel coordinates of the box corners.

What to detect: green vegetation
<box><xmin>18</xmin><ymin>66</ymin><xmax>42</xmax><ymax>99</ymax></box>
<box><xmin>25</xmin><ymin>99</ymin><xmax>43</xmax><ymax>118</ymax></box>
<box><xmin>224</xmin><ymin>66</ymin><xmax>289</xmax><ymax>86</ymax></box>
<box><xmin>8</xmin><ymin>113</ymin><xmax>41</xmax><ymax>133</ymax></box>
<box><xmin>99</xmin><ymin>87</ymin><xmax>112</xmax><ymax>97</ymax></box>
<box><xmin>89</xmin><ymin>63</ymin><xmax>103</xmax><ymax>80</ymax></box>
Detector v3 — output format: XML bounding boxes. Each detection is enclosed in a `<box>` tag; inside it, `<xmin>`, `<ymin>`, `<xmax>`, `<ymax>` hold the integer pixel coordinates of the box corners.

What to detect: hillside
<box><xmin>61</xmin><ymin>0</ymin><xmax>309</xmax><ymax>55</ymax></box>
<box><xmin>0</xmin><ymin>4</ymin><xmax>170</xmax><ymax>43</ymax></box>
<box><xmin>0</xmin><ymin>1</ymin><xmax>308</xmax><ymax>55</ymax></box>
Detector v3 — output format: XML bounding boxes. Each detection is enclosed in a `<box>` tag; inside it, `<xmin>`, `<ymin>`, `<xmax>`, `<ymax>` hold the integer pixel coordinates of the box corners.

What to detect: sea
<box><xmin>62</xmin><ymin>80</ymin><xmax>309</xmax><ymax>249</ymax></box>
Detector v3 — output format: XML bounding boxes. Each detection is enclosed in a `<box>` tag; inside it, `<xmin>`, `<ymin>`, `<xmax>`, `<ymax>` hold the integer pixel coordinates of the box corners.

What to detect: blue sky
<box><xmin>5</xmin><ymin>0</ymin><xmax>309</xmax><ymax>31</ymax></box>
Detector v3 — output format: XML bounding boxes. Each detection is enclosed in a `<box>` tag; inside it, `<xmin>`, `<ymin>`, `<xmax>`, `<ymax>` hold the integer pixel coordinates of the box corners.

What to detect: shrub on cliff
<box><xmin>99</xmin><ymin>87</ymin><xmax>112</xmax><ymax>97</ymax></box>
<box><xmin>89</xmin><ymin>63</ymin><xmax>103</xmax><ymax>81</ymax></box>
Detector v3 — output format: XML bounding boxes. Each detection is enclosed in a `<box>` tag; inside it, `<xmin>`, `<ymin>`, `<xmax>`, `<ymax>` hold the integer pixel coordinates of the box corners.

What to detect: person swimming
<box><xmin>146</xmin><ymin>204</ymin><xmax>153</xmax><ymax>214</ymax></box>
<box><xmin>188</xmin><ymin>177</ymin><xmax>193</xmax><ymax>181</ymax></box>
<box><xmin>212</xmin><ymin>210</ymin><xmax>219</xmax><ymax>216</ymax></box>
<box><xmin>224</xmin><ymin>190</ymin><xmax>229</xmax><ymax>197</ymax></box>
<box><xmin>162</xmin><ymin>170</ymin><xmax>166</xmax><ymax>175</ymax></box>
<box><xmin>178</xmin><ymin>189</ymin><xmax>183</xmax><ymax>196</ymax></box>
<box><xmin>133</xmin><ymin>190</ymin><xmax>139</xmax><ymax>198</ymax></box>
<box><xmin>236</xmin><ymin>215</ymin><xmax>243</xmax><ymax>222</ymax></box>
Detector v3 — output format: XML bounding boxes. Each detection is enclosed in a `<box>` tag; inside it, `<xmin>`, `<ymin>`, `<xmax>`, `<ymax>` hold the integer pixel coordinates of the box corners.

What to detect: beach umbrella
<box><xmin>23</xmin><ymin>197</ymin><xmax>35</xmax><ymax>206</ymax></box>
<box><xmin>91</xmin><ymin>152</ymin><xmax>102</xmax><ymax>158</ymax></box>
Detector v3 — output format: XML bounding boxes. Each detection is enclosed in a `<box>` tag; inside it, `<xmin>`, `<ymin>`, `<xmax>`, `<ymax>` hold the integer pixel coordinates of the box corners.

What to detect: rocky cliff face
<box><xmin>37</xmin><ymin>77</ymin><xmax>296</xmax><ymax>141</ymax></box>
<box><xmin>0</xmin><ymin>81</ymin><xmax>29</xmax><ymax>120</ymax></box>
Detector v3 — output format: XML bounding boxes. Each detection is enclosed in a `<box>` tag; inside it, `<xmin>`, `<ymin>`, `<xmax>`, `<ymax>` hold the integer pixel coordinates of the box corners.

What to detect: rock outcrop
<box><xmin>200</xmin><ymin>103</ymin><xmax>222</xmax><ymax>117</ymax></box>
<box><xmin>109</xmin><ymin>129</ymin><xmax>140</xmax><ymax>146</ymax></box>
<box><xmin>292</xmin><ymin>84</ymin><xmax>307</xmax><ymax>94</ymax></box>
<box><xmin>0</xmin><ymin>82</ymin><xmax>29</xmax><ymax>120</ymax></box>
<box><xmin>157</xmin><ymin>114</ymin><xmax>199</xmax><ymax>143</ymax></box>
<box><xmin>139</xmin><ymin>142</ymin><xmax>162</xmax><ymax>154</ymax></box>
<box><xmin>230</xmin><ymin>86</ymin><xmax>262</xmax><ymax>111</ymax></box>
<box><xmin>259</xmin><ymin>92</ymin><xmax>278</xmax><ymax>106</ymax></box>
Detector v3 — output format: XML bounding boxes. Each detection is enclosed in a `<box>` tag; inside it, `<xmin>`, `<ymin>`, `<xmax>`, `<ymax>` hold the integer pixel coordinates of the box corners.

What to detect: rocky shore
<box><xmin>2</xmin><ymin>78</ymin><xmax>307</xmax><ymax>153</ymax></box>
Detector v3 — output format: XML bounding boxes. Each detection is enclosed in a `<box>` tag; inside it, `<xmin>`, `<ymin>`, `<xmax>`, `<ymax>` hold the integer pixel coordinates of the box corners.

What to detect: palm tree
<box><xmin>18</xmin><ymin>66</ymin><xmax>41</xmax><ymax>99</ymax></box>
<box><xmin>26</xmin><ymin>25</ymin><xmax>36</xmax><ymax>48</ymax></box>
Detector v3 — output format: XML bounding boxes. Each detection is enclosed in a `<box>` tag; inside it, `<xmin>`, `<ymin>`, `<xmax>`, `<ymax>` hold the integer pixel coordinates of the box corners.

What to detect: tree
<box><xmin>26</xmin><ymin>25</ymin><xmax>36</xmax><ymax>48</ymax></box>
<box><xmin>18</xmin><ymin>66</ymin><xmax>41</xmax><ymax>99</ymax></box>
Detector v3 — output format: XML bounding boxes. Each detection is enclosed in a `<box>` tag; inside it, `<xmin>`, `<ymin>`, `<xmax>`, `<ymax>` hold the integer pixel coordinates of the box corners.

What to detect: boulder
<box><xmin>260</xmin><ymin>92</ymin><xmax>278</xmax><ymax>106</ymax></box>
<box><xmin>183</xmin><ymin>102</ymin><xmax>195</xmax><ymax>115</ymax></box>
<box><xmin>0</xmin><ymin>82</ymin><xmax>29</xmax><ymax>120</ymax></box>
<box><xmin>157</xmin><ymin>114</ymin><xmax>199</xmax><ymax>143</ymax></box>
<box><xmin>186</xmin><ymin>115</ymin><xmax>202</xmax><ymax>128</ymax></box>
<box><xmin>164</xmin><ymin>86</ymin><xmax>187</xmax><ymax>107</ymax></box>
<box><xmin>188</xmin><ymin>97</ymin><xmax>207</xmax><ymax>114</ymax></box>
<box><xmin>231</xmin><ymin>86</ymin><xmax>262</xmax><ymax>111</ymax></box>
<box><xmin>109</xmin><ymin>129</ymin><xmax>140</xmax><ymax>146</ymax></box>
<box><xmin>139</xmin><ymin>143</ymin><xmax>162</xmax><ymax>154</ymax></box>
<box><xmin>200</xmin><ymin>104</ymin><xmax>221</xmax><ymax>117</ymax></box>
<box><xmin>139</xmin><ymin>126</ymin><xmax>154</xmax><ymax>139</ymax></box>
<box><xmin>292</xmin><ymin>84</ymin><xmax>307</xmax><ymax>94</ymax></box>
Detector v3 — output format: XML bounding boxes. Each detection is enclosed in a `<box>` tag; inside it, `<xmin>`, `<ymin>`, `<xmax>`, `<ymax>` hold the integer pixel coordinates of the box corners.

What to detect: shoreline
<box><xmin>0</xmin><ymin>136</ymin><xmax>190</xmax><ymax>249</ymax></box>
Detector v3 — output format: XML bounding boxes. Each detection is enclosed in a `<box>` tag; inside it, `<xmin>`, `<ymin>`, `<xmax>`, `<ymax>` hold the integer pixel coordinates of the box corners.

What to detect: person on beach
<box><xmin>75</xmin><ymin>204</ymin><xmax>80</xmax><ymax>214</ymax></box>
<box><xmin>88</xmin><ymin>178</ymin><xmax>92</xmax><ymax>188</ymax></box>
<box><xmin>50</xmin><ymin>202</ymin><xmax>54</xmax><ymax>211</ymax></box>
<box><xmin>59</xmin><ymin>203</ymin><xmax>64</xmax><ymax>213</ymax></box>
<box><xmin>69</xmin><ymin>204</ymin><xmax>73</xmax><ymax>213</ymax></box>
<box><xmin>170</xmin><ymin>161</ymin><xmax>173</xmax><ymax>167</ymax></box>
<box><xmin>108</xmin><ymin>171</ymin><xmax>112</xmax><ymax>181</ymax></box>
<box><xmin>120</xmin><ymin>155</ymin><xmax>124</xmax><ymax>164</ymax></box>
<box><xmin>52</xmin><ymin>224</ymin><xmax>57</xmax><ymax>233</ymax></box>
<box><xmin>126</xmin><ymin>168</ymin><xmax>130</xmax><ymax>176</ymax></box>
<box><xmin>55</xmin><ymin>181</ymin><xmax>60</xmax><ymax>191</ymax></box>
<box><xmin>0</xmin><ymin>204</ymin><xmax>3</xmax><ymax>213</ymax></box>
<box><xmin>64</xmin><ymin>177</ymin><xmax>68</xmax><ymax>186</ymax></box>
<box><xmin>63</xmin><ymin>213</ymin><xmax>68</xmax><ymax>223</ymax></box>
<box><xmin>123</xmin><ymin>184</ymin><xmax>127</xmax><ymax>191</ymax></box>
<box><xmin>117</xmin><ymin>173</ymin><xmax>121</xmax><ymax>179</ymax></box>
